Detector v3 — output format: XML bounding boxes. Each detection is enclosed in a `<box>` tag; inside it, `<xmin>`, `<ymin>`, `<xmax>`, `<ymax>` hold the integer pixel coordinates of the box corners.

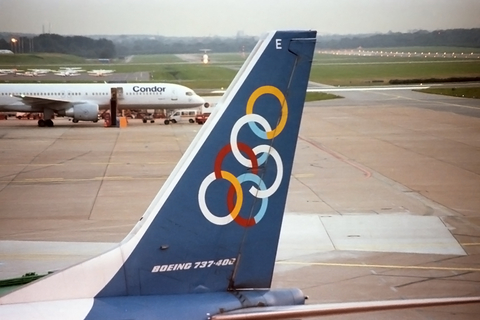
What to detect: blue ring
<box><xmin>237</xmin><ymin>173</ymin><xmax>268</xmax><ymax>223</ymax></box>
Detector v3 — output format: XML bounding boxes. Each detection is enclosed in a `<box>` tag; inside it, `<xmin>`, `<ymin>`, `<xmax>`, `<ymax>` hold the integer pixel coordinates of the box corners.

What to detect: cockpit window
<box><xmin>185</xmin><ymin>91</ymin><xmax>193</xmax><ymax>96</ymax></box>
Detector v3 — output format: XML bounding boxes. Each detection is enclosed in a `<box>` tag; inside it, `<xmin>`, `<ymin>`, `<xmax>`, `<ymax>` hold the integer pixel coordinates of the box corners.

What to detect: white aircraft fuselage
<box><xmin>0</xmin><ymin>82</ymin><xmax>205</xmax><ymax>126</ymax></box>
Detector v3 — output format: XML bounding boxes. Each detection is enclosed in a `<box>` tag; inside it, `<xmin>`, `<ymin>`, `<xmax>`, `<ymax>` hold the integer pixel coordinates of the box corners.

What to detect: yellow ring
<box><xmin>220</xmin><ymin>170</ymin><xmax>243</xmax><ymax>220</ymax></box>
<box><xmin>246</xmin><ymin>86</ymin><xmax>288</xmax><ymax>139</ymax></box>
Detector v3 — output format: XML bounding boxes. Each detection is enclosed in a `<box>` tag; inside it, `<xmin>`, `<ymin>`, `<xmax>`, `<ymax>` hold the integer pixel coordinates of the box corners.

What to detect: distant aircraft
<box><xmin>0</xmin><ymin>69</ymin><xmax>21</xmax><ymax>75</ymax></box>
<box><xmin>0</xmin><ymin>83</ymin><xmax>205</xmax><ymax>127</ymax></box>
<box><xmin>16</xmin><ymin>69</ymin><xmax>50</xmax><ymax>77</ymax></box>
<box><xmin>87</xmin><ymin>69</ymin><xmax>115</xmax><ymax>77</ymax></box>
<box><xmin>60</xmin><ymin>67</ymin><xmax>84</xmax><ymax>71</ymax></box>
<box><xmin>53</xmin><ymin>70</ymin><xmax>81</xmax><ymax>77</ymax></box>
<box><xmin>28</xmin><ymin>68</ymin><xmax>53</xmax><ymax>74</ymax></box>
<box><xmin>0</xmin><ymin>30</ymin><xmax>479</xmax><ymax>319</ymax></box>
<box><xmin>54</xmin><ymin>67</ymin><xmax>85</xmax><ymax>77</ymax></box>
<box><xmin>200</xmin><ymin>49</ymin><xmax>211</xmax><ymax>64</ymax></box>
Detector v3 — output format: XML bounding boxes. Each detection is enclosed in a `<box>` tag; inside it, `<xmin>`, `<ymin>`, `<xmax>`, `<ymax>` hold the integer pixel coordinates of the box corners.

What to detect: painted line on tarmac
<box><xmin>1</xmin><ymin>176</ymin><xmax>166</xmax><ymax>183</ymax></box>
<box><xmin>0</xmin><ymin>162</ymin><xmax>175</xmax><ymax>167</ymax></box>
<box><xmin>462</xmin><ymin>243</ymin><xmax>480</xmax><ymax>246</ymax></box>
<box><xmin>277</xmin><ymin>261</ymin><xmax>480</xmax><ymax>273</ymax></box>
<box><xmin>372</xmin><ymin>90</ymin><xmax>480</xmax><ymax>111</ymax></box>
<box><xmin>299</xmin><ymin>136</ymin><xmax>372</xmax><ymax>178</ymax></box>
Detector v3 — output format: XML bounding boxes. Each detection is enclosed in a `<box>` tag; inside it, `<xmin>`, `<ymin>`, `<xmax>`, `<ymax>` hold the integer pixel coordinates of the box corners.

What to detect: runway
<box><xmin>0</xmin><ymin>88</ymin><xmax>479</xmax><ymax>318</ymax></box>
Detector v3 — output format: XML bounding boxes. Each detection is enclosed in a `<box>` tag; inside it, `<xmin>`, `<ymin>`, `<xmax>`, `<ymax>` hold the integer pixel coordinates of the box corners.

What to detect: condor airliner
<box><xmin>0</xmin><ymin>82</ymin><xmax>205</xmax><ymax>127</ymax></box>
<box><xmin>1</xmin><ymin>30</ymin><xmax>479</xmax><ymax>319</ymax></box>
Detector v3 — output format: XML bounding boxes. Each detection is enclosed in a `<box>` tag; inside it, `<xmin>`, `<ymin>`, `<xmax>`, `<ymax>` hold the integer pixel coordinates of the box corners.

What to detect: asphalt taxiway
<box><xmin>0</xmin><ymin>88</ymin><xmax>479</xmax><ymax>318</ymax></box>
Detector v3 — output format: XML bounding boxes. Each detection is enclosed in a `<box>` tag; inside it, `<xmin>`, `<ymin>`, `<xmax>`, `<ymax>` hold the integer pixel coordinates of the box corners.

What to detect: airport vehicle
<box><xmin>195</xmin><ymin>112</ymin><xmax>210</xmax><ymax>124</ymax></box>
<box><xmin>164</xmin><ymin>108</ymin><xmax>199</xmax><ymax>124</ymax></box>
<box><xmin>194</xmin><ymin>100</ymin><xmax>218</xmax><ymax>124</ymax></box>
<box><xmin>15</xmin><ymin>112</ymin><xmax>40</xmax><ymax>120</ymax></box>
<box><xmin>1</xmin><ymin>30</ymin><xmax>479</xmax><ymax>320</ymax></box>
<box><xmin>0</xmin><ymin>83</ymin><xmax>205</xmax><ymax>127</ymax></box>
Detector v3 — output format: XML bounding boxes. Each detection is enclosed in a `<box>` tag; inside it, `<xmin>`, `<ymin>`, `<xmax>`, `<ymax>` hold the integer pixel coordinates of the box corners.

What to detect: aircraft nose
<box><xmin>195</xmin><ymin>94</ymin><xmax>206</xmax><ymax>106</ymax></box>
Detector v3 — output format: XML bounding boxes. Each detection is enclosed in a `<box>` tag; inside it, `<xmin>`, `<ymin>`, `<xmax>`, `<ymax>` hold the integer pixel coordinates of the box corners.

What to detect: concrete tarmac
<box><xmin>0</xmin><ymin>88</ymin><xmax>479</xmax><ymax>318</ymax></box>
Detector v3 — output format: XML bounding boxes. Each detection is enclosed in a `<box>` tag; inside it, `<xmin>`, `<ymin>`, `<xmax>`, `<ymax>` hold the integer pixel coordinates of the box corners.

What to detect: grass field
<box><xmin>310</xmin><ymin>58</ymin><xmax>480</xmax><ymax>86</ymax></box>
<box><xmin>415</xmin><ymin>87</ymin><xmax>480</xmax><ymax>99</ymax></box>
<box><xmin>128</xmin><ymin>54</ymin><xmax>184</xmax><ymax>63</ymax></box>
<box><xmin>1</xmin><ymin>51</ymin><xmax>480</xmax><ymax>91</ymax></box>
<box><xmin>0</xmin><ymin>53</ymin><xmax>86</xmax><ymax>66</ymax></box>
<box><xmin>208</xmin><ymin>53</ymin><xmax>247</xmax><ymax>63</ymax></box>
<box><xmin>151</xmin><ymin>64</ymin><xmax>237</xmax><ymax>89</ymax></box>
<box><xmin>362</xmin><ymin>46</ymin><xmax>480</xmax><ymax>54</ymax></box>
<box><xmin>305</xmin><ymin>92</ymin><xmax>340</xmax><ymax>102</ymax></box>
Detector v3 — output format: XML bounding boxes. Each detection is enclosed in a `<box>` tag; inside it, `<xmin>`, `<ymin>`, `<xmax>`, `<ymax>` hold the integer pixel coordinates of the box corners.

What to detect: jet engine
<box><xmin>58</xmin><ymin>103</ymin><xmax>99</xmax><ymax>121</ymax></box>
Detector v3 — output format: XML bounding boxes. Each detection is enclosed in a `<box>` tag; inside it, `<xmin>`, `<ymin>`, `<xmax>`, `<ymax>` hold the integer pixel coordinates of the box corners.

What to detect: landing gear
<box><xmin>37</xmin><ymin>119</ymin><xmax>54</xmax><ymax>127</ymax></box>
<box><xmin>39</xmin><ymin>109</ymin><xmax>55</xmax><ymax>127</ymax></box>
<box><xmin>142</xmin><ymin>117</ymin><xmax>155</xmax><ymax>123</ymax></box>
<box><xmin>72</xmin><ymin>119</ymin><xmax>79</xmax><ymax>123</ymax></box>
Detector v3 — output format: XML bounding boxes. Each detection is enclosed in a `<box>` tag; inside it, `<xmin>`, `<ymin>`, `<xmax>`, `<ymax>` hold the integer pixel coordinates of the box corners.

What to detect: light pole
<box><xmin>10</xmin><ymin>38</ymin><xmax>17</xmax><ymax>53</ymax></box>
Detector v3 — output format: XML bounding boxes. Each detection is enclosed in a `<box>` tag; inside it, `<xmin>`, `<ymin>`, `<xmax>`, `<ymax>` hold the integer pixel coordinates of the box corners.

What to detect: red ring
<box><xmin>227</xmin><ymin>186</ymin><xmax>256</xmax><ymax>227</ymax></box>
<box><xmin>214</xmin><ymin>143</ymin><xmax>258</xmax><ymax>179</ymax></box>
<box><xmin>213</xmin><ymin>142</ymin><xmax>259</xmax><ymax>227</ymax></box>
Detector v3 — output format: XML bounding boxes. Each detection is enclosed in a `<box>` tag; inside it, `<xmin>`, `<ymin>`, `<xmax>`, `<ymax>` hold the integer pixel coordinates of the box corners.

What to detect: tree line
<box><xmin>113</xmin><ymin>36</ymin><xmax>258</xmax><ymax>56</ymax></box>
<box><xmin>0</xmin><ymin>34</ymin><xmax>115</xmax><ymax>58</ymax></box>
<box><xmin>317</xmin><ymin>28</ymin><xmax>480</xmax><ymax>49</ymax></box>
<box><xmin>1</xmin><ymin>29</ymin><xmax>479</xmax><ymax>58</ymax></box>
<box><xmin>0</xmin><ymin>33</ymin><xmax>256</xmax><ymax>58</ymax></box>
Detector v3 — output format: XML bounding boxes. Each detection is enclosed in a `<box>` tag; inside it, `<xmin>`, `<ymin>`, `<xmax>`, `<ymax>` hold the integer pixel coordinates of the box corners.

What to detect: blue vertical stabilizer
<box><xmin>97</xmin><ymin>30</ymin><xmax>317</xmax><ymax>297</ymax></box>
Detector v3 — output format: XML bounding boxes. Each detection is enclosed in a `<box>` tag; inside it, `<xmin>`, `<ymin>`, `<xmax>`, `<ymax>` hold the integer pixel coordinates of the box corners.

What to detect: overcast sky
<box><xmin>1</xmin><ymin>0</ymin><xmax>479</xmax><ymax>37</ymax></box>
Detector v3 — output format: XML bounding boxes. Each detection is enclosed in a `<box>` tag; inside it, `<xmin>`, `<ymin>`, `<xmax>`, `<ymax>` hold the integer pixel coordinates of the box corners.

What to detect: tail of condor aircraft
<box><xmin>1</xmin><ymin>30</ymin><xmax>479</xmax><ymax>320</ymax></box>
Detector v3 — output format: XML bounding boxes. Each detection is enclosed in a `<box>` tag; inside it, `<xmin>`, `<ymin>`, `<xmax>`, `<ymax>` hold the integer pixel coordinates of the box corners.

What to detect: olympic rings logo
<box><xmin>198</xmin><ymin>86</ymin><xmax>287</xmax><ymax>227</ymax></box>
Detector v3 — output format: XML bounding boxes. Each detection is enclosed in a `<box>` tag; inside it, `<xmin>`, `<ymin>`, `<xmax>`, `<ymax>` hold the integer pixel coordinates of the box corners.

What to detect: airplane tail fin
<box><xmin>0</xmin><ymin>30</ymin><xmax>317</xmax><ymax>303</ymax></box>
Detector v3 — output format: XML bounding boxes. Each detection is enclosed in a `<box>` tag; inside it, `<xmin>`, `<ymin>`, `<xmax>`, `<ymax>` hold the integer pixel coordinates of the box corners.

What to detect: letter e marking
<box><xmin>276</xmin><ymin>39</ymin><xmax>282</xmax><ymax>50</ymax></box>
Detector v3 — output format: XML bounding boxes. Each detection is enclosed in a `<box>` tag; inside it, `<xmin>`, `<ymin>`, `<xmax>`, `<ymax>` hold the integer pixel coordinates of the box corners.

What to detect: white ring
<box><xmin>198</xmin><ymin>172</ymin><xmax>233</xmax><ymax>225</ymax></box>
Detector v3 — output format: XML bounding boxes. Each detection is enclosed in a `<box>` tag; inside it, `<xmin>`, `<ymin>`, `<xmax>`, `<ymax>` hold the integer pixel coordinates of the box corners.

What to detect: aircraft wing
<box><xmin>211</xmin><ymin>296</ymin><xmax>480</xmax><ymax>319</ymax></box>
<box><xmin>211</xmin><ymin>85</ymin><xmax>430</xmax><ymax>94</ymax></box>
<box><xmin>11</xmin><ymin>94</ymin><xmax>70</xmax><ymax>108</ymax></box>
